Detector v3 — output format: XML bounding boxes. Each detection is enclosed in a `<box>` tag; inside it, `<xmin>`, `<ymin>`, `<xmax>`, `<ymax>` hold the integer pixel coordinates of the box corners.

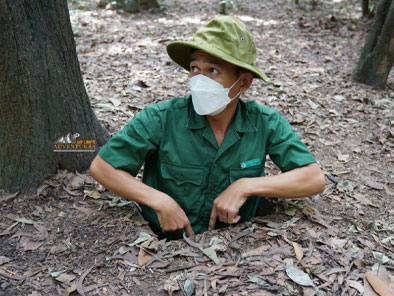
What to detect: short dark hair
<box><xmin>236</xmin><ymin>66</ymin><xmax>250</xmax><ymax>77</ymax></box>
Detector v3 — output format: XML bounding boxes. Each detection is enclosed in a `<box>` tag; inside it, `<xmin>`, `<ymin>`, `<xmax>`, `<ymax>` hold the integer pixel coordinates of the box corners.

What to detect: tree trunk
<box><xmin>0</xmin><ymin>0</ymin><xmax>108</xmax><ymax>193</ymax></box>
<box><xmin>362</xmin><ymin>0</ymin><xmax>370</xmax><ymax>17</ymax></box>
<box><xmin>354</xmin><ymin>0</ymin><xmax>394</xmax><ymax>89</ymax></box>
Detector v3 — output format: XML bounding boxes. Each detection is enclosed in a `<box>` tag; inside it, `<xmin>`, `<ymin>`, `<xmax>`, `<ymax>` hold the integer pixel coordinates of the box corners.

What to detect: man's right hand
<box><xmin>154</xmin><ymin>195</ymin><xmax>194</xmax><ymax>237</ymax></box>
<box><xmin>90</xmin><ymin>155</ymin><xmax>194</xmax><ymax>237</ymax></box>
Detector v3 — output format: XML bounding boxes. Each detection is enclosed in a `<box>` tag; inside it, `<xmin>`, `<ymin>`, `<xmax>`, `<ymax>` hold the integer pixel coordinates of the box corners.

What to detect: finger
<box><xmin>227</xmin><ymin>211</ymin><xmax>235</xmax><ymax>224</ymax></box>
<box><xmin>184</xmin><ymin>222</ymin><xmax>194</xmax><ymax>237</ymax></box>
<box><xmin>228</xmin><ymin>211</ymin><xmax>241</xmax><ymax>224</ymax></box>
<box><xmin>209</xmin><ymin>207</ymin><xmax>217</xmax><ymax>230</ymax></box>
<box><xmin>219</xmin><ymin>212</ymin><xmax>228</xmax><ymax>224</ymax></box>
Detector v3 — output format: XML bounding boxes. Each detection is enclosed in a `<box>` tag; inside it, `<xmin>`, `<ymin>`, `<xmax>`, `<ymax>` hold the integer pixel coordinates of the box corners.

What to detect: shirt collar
<box><xmin>187</xmin><ymin>95</ymin><xmax>257</xmax><ymax>133</ymax></box>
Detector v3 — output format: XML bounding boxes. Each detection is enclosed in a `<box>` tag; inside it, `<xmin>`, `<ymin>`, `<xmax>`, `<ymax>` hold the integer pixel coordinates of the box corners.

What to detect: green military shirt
<box><xmin>99</xmin><ymin>95</ymin><xmax>316</xmax><ymax>239</ymax></box>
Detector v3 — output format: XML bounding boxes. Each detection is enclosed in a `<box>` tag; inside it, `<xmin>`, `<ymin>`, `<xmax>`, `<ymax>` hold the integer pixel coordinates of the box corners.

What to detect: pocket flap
<box><xmin>161</xmin><ymin>161</ymin><xmax>204</xmax><ymax>186</ymax></box>
<box><xmin>230</xmin><ymin>166</ymin><xmax>264</xmax><ymax>183</ymax></box>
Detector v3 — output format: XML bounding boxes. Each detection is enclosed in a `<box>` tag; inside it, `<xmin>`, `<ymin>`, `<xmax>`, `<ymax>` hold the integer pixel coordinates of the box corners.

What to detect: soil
<box><xmin>1</xmin><ymin>0</ymin><xmax>393</xmax><ymax>295</ymax></box>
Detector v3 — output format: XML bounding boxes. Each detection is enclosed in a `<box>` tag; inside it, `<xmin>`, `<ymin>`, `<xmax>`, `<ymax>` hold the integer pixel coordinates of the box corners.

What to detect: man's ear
<box><xmin>240</xmin><ymin>72</ymin><xmax>253</xmax><ymax>93</ymax></box>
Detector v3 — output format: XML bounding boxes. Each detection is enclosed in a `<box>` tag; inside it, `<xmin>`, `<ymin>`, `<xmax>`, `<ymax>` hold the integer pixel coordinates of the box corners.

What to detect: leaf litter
<box><xmin>1</xmin><ymin>0</ymin><xmax>394</xmax><ymax>295</ymax></box>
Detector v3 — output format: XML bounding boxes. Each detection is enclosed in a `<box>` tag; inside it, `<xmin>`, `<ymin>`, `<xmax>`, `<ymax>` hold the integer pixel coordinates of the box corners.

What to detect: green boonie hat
<box><xmin>166</xmin><ymin>16</ymin><xmax>269</xmax><ymax>82</ymax></box>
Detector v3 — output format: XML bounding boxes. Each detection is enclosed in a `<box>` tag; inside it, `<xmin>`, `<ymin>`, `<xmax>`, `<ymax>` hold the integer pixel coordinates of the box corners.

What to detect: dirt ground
<box><xmin>1</xmin><ymin>0</ymin><xmax>393</xmax><ymax>295</ymax></box>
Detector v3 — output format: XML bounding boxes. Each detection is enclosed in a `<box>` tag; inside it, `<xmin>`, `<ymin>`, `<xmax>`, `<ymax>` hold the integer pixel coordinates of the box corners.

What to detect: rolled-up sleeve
<box><xmin>98</xmin><ymin>105</ymin><xmax>162</xmax><ymax>176</ymax></box>
<box><xmin>266</xmin><ymin>111</ymin><xmax>316</xmax><ymax>172</ymax></box>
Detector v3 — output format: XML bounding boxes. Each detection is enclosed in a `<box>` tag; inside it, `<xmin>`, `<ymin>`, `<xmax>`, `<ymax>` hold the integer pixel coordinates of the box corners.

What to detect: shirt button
<box><xmin>210</xmin><ymin>184</ymin><xmax>216</xmax><ymax>191</ymax></box>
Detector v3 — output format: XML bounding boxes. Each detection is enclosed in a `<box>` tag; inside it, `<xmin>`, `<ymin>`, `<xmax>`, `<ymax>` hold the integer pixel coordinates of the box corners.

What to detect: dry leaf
<box><xmin>347</xmin><ymin>279</ymin><xmax>364</xmax><ymax>294</ymax></box>
<box><xmin>55</xmin><ymin>273</ymin><xmax>76</xmax><ymax>284</ymax></box>
<box><xmin>282</xmin><ymin>235</ymin><xmax>303</xmax><ymax>261</ymax></box>
<box><xmin>0</xmin><ymin>256</ymin><xmax>11</xmax><ymax>265</ymax></box>
<box><xmin>163</xmin><ymin>276</ymin><xmax>180</xmax><ymax>295</ymax></box>
<box><xmin>353</xmin><ymin>193</ymin><xmax>378</xmax><ymax>207</ymax></box>
<box><xmin>292</xmin><ymin>242</ymin><xmax>303</xmax><ymax>262</ymax></box>
<box><xmin>24</xmin><ymin>240</ymin><xmax>43</xmax><ymax>251</ymax></box>
<box><xmin>69</xmin><ymin>175</ymin><xmax>84</xmax><ymax>189</ymax></box>
<box><xmin>365</xmin><ymin>179</ymin><xmax>384</xmax><ymax>190</ymax></box>
<box><xmin>365</xmin><ymin>271</ymin><xmax>394</xmax><ymax>296</ymax></box>
<box><xmin>84</xmin><ymin>190</ymin><xmax>101</xmax><ymax>199</ymax></box>
<box><xmin>242</xmin><ymin>244</ymin><xmax>270</xmax><ymax>257</ymax></box>
<box><xmin>211</xmin><ymin>279</ymin><xmax>218</xmax><ymax>290</ymax></box>
<box><xmin>137</xmin><ymin>248</ymin><xmax>153</xmax><ymax>266</ymax></box>
<box><xmin>73</xmin><ymin>206</ymin><xmax>94</xmax><ymax>215</ymax></box>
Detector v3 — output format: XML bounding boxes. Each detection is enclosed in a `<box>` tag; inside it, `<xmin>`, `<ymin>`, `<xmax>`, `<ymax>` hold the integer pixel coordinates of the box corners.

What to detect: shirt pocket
<box><xmin>229</xmin><ymin>166</ymin><xmax>264</xmax><ymax>183</ymax></box>
<box><xmin>160</xmin><ymin>161</ymin><xmax>205</xmax><ymax>218</ymax></box>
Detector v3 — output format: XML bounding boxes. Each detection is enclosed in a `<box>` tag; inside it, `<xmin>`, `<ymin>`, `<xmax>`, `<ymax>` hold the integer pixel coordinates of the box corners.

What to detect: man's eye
<box><xmin>191</xmin><ymin>66</ymin><xmax>199</xmax><ymax>72</ymax></box>
<box><xmin>210</xmin><ymin>68</ymin><xmax>218</xmax><ymax>74</ymax></box>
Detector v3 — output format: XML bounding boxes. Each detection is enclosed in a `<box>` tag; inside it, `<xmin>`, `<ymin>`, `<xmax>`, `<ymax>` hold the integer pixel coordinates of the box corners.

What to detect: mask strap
<box><xmin>228</xmin><ymin>75</ymin><xmax>242</xmax><ymax>90</ymax></box>
<box><xmin>228</xmin><ymin>75</ymin><xmax>243</xmax><ymax>101</ymax></box>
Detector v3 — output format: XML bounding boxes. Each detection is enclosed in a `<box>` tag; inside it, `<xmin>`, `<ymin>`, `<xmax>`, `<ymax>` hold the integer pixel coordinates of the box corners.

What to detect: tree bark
<box><xmin>362</xmin><ymin>0</ymin><xmax>371</xmax><ymax>17</ymax></box>
<box><xmin>354</xmin><ymin>0</ymin><xmax>394</xmax><ymax>89</ymax></box>
<box><xmin>0</xmin><ymin>0</ymin><xmax>108</xmax><ymax>193</ymax></box>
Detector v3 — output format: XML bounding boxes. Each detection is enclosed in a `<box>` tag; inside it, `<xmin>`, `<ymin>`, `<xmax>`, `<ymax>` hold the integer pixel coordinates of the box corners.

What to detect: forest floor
<box><xmin>1</xmin><ymin>0</ymin><xmax>394</xmax><ymax>295</ymax></box>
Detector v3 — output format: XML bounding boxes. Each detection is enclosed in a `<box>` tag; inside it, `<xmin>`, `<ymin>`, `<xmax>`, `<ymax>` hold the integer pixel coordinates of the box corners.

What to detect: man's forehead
<box><xmin>190</xmin><ymin>50</ymin><xmax>226</xmax><ymax>66</ymax></box>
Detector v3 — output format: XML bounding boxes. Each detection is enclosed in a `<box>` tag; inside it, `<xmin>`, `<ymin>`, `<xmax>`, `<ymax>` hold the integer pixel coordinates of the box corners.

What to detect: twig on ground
<box><xmin>76</xmin><ymin>266</ymin><xmax>94</xmax><ymax>296</ymax></box>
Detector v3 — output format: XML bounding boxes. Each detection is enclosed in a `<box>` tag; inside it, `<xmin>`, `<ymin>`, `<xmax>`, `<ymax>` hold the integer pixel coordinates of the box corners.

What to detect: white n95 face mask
<box><xmin>190</xmin><ymin>74</ymin><xmax>241</xmax><ymax>116</ymax></box>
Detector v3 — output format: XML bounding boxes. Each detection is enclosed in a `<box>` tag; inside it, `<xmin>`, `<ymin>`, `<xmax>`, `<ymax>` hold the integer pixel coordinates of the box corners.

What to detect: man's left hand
<box><xmin>208</xmin><ymin>179</ymin><xmax>249</xmax><ymax>230</ymax></box>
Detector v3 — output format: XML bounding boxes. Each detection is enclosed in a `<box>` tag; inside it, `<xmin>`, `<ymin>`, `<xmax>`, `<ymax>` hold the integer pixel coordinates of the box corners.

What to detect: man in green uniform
<box><xmin>90</xmin><ymin>16</ymin><xmax>325</xmax><ymax>239</ymax></box>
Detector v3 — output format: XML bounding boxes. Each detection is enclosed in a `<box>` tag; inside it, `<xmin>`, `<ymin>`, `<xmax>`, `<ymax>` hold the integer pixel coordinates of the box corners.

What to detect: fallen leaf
<box><xmin>372</xmin><ymin>252</ymin><xmax>390</xmax><ymax>264</ymax></box>
<box><xmin>242</xmin><ymin>244</ymin><xmax>270</xmax><ymax>257</ymax></box>
<box><xmin>365</xmin><ymin>271</ymin><xmax>394</xmax><ymax>296</ymax></box>
<box><xmin>200</xmin><ymin>247</ymin><xmax>219</xmax><ymax>265</ymax></box>
<box><xmin>69</xmin><ymin>175</ymin><xmax>84</xmax><ymax>189</ymax></box>
<box><xmin>55</xmin><ymin>273</ymin><xmax>76</xmax><ymax>284</ymax></box>
<box><xmin>248</xmin><ymin>275</ymin><xmax>281</xmax><ymax>291</ymax></box>
<box><xmin>73</xmin><ymin>206</ymin><xmax>94</xmax><ymax>215</ymax></box>
<box><xmin>347</xmin><ymin>279</ymin><xmax>364</xmax><ymax>294</ymax></box>
<box><xmin>303</xmin><ymin>287</ymin><xmax>316</xmax><ymax>296</ymax></box>
<box><xmin>24</xmin><ymin>241</ymin><xmax>43</xmax><ymax>251</ymax></box>
<box><xmin>337</xmin><ymin>153</ymin><xmax>350</xmax><ymax>162</ymax></box>
<box><xmin>334</xmin><ymin>95</ymin><xmax>346</xmax><ymax>101</ymax></box>
<box><xmin>381</xmin><ymin>235</ymin><xmax>394</xmax><ymax>244</ymax></box>
<box><xmin>337</xmin><ymin>180</ymin><xmax>353</xmax><ymax>192</ymax></box>
<box><xmin>0</xmin><ymin>256</ymin><xmax>11</xmax><ymax>265</ymax></box>
<box><xmin>135</xmin><ymin>219</ymin><xmax>149</xmax><ymax>226</ymax></box>
<box><xmin>14</xmin><ymin>218</ymin><xmax>35</xmax><ymax>225</ymax></box>
<box><xmin>63</xmin><ymin>283</ymin><xmax>77</xmax><ymax>296</ymax></box>
<box><xmin>353</xmin><ymin>193</ymin><xmax>378</xmax><ymax>207</ymax></box>
<box><xmin>84</xmin><ymin>190</ymin><xmax>101</xmax><ymax>199</ymax></box>
<box><xmin>108</xmin><ymin>97</ymin><xmax>121</xmax><ymax>107</ymax></box>
<box><xmin>49</xmin><ymin>243</ymin><xmax>68</xmax><ymax>254</ymax></box>
<box><xmin>285</xmin><ymin>263</ymin><xmax>314</xmax><ymax>287</ymax></box>
<box><xmin>128</xmin><ymin>232</ymin><xmax>151</xmax><ymax>247</ymax></box>
<box><xmin>282</xmin><ymin>235</ymin><xmax>303</xmax><ymax>261</ymax></box>
<box><xmin>308</xmin><ymin>99</ymin><xmax>319</xmax><ymax>109</ymax></box>
<box><xmin>163</xmin><ymin>275</ymin><xmax>180</xmax><ymax>295</ymax></box>
<box><xmin>330</xmin><ymin>238</ymin><xmax>348</xmax><ymax>249</ymax></box>
<box><xmin>0</xmin><ymin>191</ymin><xmax>19</xmax><ymax>202</ymax></box>
<box><xmin>211</xmin><ymin>279</ymin><xmax>218</xmax><ymax>290</ymax></box>
<box><xmin>137</xmin><ymin>248</ymin><xmax>153</xmax><ymax>266</ymax></box>
<box><xmin>384</xmin><ymin>184</ymin><xmax>393</xmax><ymax>196</ymax></box>
<box><xmin>184</xmin><ymin>279</ymin><xmax>195</xmax><ymax>296</ymax></box>
<box><xmin>50</xmin><ymin>270</ymin><xmax>67</xmax><ymax>278</ymax></box>
<box><xmin>284</xmin><ymin>207</ymin><xmax>297</xmax><ymax>216</ymax></box>
<box><xmin>292</xmin><ymin>242</ymin><xmax>303</xmax><ymax>261</ymax></box>
<box><xmin>365</xmin><ymin>179</ymin><xmax>384</xmax><ymax>190</ymax></box>
<box><xmin>281</xmin><ymin>217</ymin><xmax>301</xmax><ymax>229</ymax></box>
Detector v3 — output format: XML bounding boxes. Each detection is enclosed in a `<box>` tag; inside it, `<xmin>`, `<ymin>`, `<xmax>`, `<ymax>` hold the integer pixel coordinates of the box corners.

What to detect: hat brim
<box><xmin>166</xmin><ymin>41</ymin><xmax>270</xmax><ymax>82</ymax></box>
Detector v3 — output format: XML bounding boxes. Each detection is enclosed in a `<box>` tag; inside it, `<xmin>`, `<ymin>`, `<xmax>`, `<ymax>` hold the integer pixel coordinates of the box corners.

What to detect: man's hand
<box><xmin>155</xmin><ymin>195</ymin><xmax>194</xmax><ymax>237</ymax></box>
<box><xmin>90</xmin><ymin>155</ymin><xmax>194</xmax><ymax>237</ymax></box>
<box><xmin>208</xmin><ymin>179</ymin><xmax>249</xmax><ymax>230</ymax></box>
